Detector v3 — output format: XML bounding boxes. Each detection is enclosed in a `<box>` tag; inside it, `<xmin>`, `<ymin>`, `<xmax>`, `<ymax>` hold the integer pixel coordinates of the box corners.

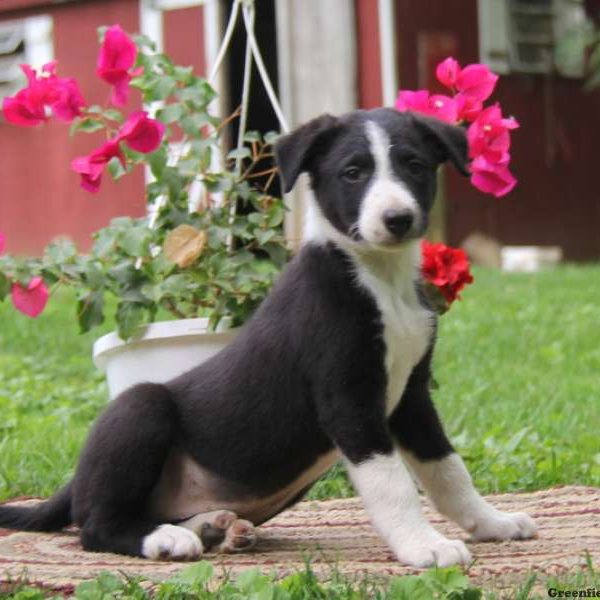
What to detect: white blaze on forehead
<box><xmin>358</xmin><ymin>121</ymin><xmax>419</xmax><ymax>245</ymax></box>
<box><xmin>365</xmin><ymin>120</ymin><xmax>393</xmax><ymax>179</ymax></box>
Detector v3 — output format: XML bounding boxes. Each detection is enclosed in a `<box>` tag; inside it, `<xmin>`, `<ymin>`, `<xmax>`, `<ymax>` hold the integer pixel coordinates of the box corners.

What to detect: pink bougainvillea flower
<box><xmin>427</xmin><ymin>94</ymin><xmax>458</xmax><ymax>123</ymax></box>
<box><xmin>71</xmin><ymin>139</ymin><xmax>126</xmax><ymax>193</ymax></box>
<box><xmin>395</xmin><ymin>90</ymin><xmax>458</xmax><ymax>123</ymax></box>
<box><xmin>470</xmin><ymin>155</ymin><xmax>517</xmax><ymax>198</ymax></box>
<box><xmin>455</xmin><ymin>92</ymin><xmax>483</xmax><ymax>122</ymax></box>
<box><xmin>395</xmin><ymin>90</ymin><xmax>430</xmax><ymax>113</ymax></box>
<box><xmin>1</xmin><ymin>62</ymin><xmax>85</xmax><ymax>126</ymax></box>
<box><xmin>11</xmin><ymin>276</ymin><xmax>49</xmax><ymax>318</ymax></box>
<box><xmin>421</xmin><ymin>240</ymin><xmax>474</xmax><ymax>304</ymax></box>
<box><xmin>118</xmin><ymin>111</ymin><xmax>165</xmax><ymax>153</ymax></box>
<box><xmin>50</xmin><ymin>77</ymin><xmax>87</xmax><ymax>122</ymax></box>
<box><xmin>97</xmin><ymin>25</ymin><xmax>140</xmax><ymax>107</ymax></box>
<box><xmin>455</xmin><ymin>63</ymin><xmax>498</xmax><ymax>103</ymax></box>
<box><xmin>467</xmin><ymin>104</ymin><xmax>519</xmax><ymax>163</ymax></box>
<box><xmin>436</xmin><ymin>57</ymin><xmax>460</xmax><ymax>89</ymax></box>
<box><xmin>0</xmin><ymin>233</ymin><xmax>5</xmax><ymax>254</ymax></box>
<box><xmin>2</xmin><ymin>89</ymin><xmax>47</xmax><ymax>127</ymax></box>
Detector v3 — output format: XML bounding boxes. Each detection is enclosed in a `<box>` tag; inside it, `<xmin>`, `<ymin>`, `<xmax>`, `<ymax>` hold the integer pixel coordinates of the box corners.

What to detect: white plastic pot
<box><xmin>93</xmin><ymin>318</ymin><xmax>238</xmax><ymax>400</ymax></box>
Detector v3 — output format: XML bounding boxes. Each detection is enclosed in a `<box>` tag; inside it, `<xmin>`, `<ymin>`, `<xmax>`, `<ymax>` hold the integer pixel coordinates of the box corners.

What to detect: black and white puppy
<box><xmin>0</xmin><ymin>108</ymin><xmax>537</xmax><ymax>567</ymax></box>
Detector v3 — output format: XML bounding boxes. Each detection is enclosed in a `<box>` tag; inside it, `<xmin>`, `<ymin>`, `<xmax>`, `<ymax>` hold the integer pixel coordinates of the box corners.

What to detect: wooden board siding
<box><xmin>355</xmin><ymin>0</ymin><xmax>383</xmax><ymax>109</ymax></box>
<box><xmin>0</xmin><ymin>0</ymin><xmax>207</xmax><ymax>256</ymax></box>
<box><xmin>0</xmin><ymin>0</ymin><xmax>143</xmax><ymax>255</ymax></box>
<box><xmin>394</xmin><ymin>0</ymin><xmax>600</xmax><ymax>261</ymax></box>
<box><xmin>163</xmin><ymin>6</ymin><xmax>206</xmax><ymax>77</ymax></box>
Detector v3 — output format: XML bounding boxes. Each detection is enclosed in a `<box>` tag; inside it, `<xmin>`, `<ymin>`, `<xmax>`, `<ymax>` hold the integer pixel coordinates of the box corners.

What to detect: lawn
<box><xmin>0</xmin><ymin>266</ymin><xmax>599</xmax><ymax>501</ymax></box>
<box><xmin>0</xmin><ymin>265</ymin><xmax>599</xmax><ymax>598</ymax></box>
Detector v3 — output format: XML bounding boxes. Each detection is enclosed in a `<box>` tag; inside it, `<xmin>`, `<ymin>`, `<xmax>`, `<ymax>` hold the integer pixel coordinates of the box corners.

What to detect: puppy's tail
<box><xmin>0</xmin><ymin>482</ymin><xmax>72</xmax><ymax>532</ymax></box>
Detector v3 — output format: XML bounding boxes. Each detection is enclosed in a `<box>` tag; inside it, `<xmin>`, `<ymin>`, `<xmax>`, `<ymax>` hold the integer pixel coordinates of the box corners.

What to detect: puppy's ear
<box><xmin>413</xmin><ymin>116</ymin><xmax>469</xmax><ymax>176</ymax></box>
<box><xmin>275</xmin><ymin>114</ymin><xmax>340</xmax><ymax>193</ymax></box>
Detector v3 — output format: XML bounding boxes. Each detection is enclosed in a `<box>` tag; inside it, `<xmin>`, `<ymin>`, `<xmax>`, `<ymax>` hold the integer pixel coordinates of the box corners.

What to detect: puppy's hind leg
<box><xmin>179</xmin><ymin>510</ymin><xmax>257</xmax><ymax>553</ymax></box>
<box><xmin>72</xmin><ymin>383</ymin><xmax>202</xmax><ymax>560</ymax></box>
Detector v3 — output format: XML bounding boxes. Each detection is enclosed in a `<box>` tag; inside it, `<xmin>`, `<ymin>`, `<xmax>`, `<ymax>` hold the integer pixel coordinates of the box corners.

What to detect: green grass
<box><xmin>0</xmin><ymin>266</ymin><xmax>599</xmax><ymax>598</ymax></box>
<box><xmin>0</xmin><ymin>266</ymin><xmax>599</xmax><ymax>501</ymax></box>
<box><xmin>1</xmin><ymin>559</ymin><xmax>599</xmax><ymax>599</ymax></box>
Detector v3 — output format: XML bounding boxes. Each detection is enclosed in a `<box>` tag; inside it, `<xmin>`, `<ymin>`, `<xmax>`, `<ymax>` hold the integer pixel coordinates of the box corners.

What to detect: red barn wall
<box><xmin>0</xmin><ymin>0</ymin><xmax>206</xmax><ymax>256</ymax></box>
<box><xmin>394</xmin><ymin>0</ymin><xmax>600</xmax><ymax>261</ymax></box>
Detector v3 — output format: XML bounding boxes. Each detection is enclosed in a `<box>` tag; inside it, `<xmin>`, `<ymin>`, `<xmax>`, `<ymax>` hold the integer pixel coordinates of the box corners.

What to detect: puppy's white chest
<box><xmin>379</xmin><ymin>293</ymin><xmax>432</xmax><ymax>415</ymax></box>
<box><xmin>356</xmin><ymin>259</ymin><xmax>433</xmax><ymax>416</ymax></box>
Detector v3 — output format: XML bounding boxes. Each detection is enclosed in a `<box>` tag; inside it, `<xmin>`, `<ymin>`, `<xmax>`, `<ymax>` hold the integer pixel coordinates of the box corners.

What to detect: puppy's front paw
<box><xmin>395</xmin><ymin>533</ymin><xmax>471</xmax><ymax>568</ymax></box>
<box><xmin>142</xmin><ymin>524</ymin><xmax>203</xmax><ymax>560</ymax></box>
<box><xmin>469</xmin><ymin>510</ymin><xmax>537</xmax><ymax>542</ymax></box>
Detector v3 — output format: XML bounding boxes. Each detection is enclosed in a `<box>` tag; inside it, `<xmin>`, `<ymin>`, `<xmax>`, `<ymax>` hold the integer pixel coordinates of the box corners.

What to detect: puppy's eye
<box><xmin>406</xmin><ymin>160</ymin><xmax>427</xmax><ymax>178</ymax></box>
<box><xmin>341</xmin><ymin>166</ymin><xmax>362</xmax><ymax>183</ymax></box>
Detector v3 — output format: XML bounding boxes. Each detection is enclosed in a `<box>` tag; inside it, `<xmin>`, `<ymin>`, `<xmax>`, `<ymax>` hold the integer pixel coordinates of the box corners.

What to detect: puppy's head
<box><xmin>275</xmin><ymin>108</ymin><xmax>468</xmax><ymax>249</ymax></box>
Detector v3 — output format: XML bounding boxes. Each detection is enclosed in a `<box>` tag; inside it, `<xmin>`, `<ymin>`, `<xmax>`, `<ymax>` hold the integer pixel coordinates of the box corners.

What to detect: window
<box><xmin>478</xmin><ymin>0</ymin><xmax>589</xmax><ymax>76</ymax></box>
<box><xmin>0</xmin><ymin>15</ymin><xmax>53</xmax><ymax>101</ymax></box>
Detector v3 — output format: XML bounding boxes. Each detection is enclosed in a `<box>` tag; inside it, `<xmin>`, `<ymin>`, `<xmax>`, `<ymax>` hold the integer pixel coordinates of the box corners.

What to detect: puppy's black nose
<box><xmin>382</xmin><ymin>209</ymin><xmax>414</xmax><ymax>237</ymax></box>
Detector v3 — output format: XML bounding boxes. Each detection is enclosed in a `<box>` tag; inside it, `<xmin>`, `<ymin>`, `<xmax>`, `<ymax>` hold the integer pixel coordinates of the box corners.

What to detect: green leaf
<box><xmin>264</xmin><ymin>131</ymin><xmax>280</xmax><ymax>145</ymax></box>
<box><xmin>107</xmin><ymin>156</ymin><xmax>127</xmax><ymax>180</ymax></box>
<box><xmin>69</xmin><ymin>117</ymin><xmax>104</xmax><ymax>135</ymax></box>
<box><xmin>173</xmin><ymin>65</ymin><xmax>194</xmax><ymax>81</ymax></box>
<box><xmin>388</xmin><ymin>575</ymin><xmax>433</xmax><ymax>600</ymax></box>
<box><xmin>177</xmin><ymin>79</ymin><xmax>217</xmax><ymax>106</ymax></box>
<box><xmin>147</xmin><ymin>75</ymin><xmax>177</xmax><ymax>101</ymax></box>
<box><xmin>227</xmin><ymin>147</ymin><xmax>251</xmax><ymax>161</ymax></box>
<box><xmin>133</xmin><ymin>33</ymin><xmax>157</xmax><ymax>51</ymax></box>
<box><xmin>77</xmin><ymin>291</ymin><xmax>104</xmax><ymax>333</ymax></box>
<box><xmin>263</xmin><ymin>243</ymin><xmax>289</xmax><ymax>267</ymax></box>
<box><xmin>118</xmin><ymin>227</ymin><xmax>151</xmax><ymax>258</ymax></box>
<box><xmin>243</xmin><ymin>130</ymin><xmax>261</xmax><ymax>143</ymax></box>
<box><xmin>148</xmin><ymin>146</ymin><xmax>168</xmax><ymax>179</ymax></box>
<box><xmin>169</xmin><ymin>561</ymin><xmax>214</xmax><ymax>585</ymax></box>
<box><xmin>267</xmin><ymin>206</ymin><xmax>285</xmax><ymax>228</ymax></box>
<box><xmin>255</xmin><ymin>229</ymin><xmax>276</xmax><ymax>245</ymax></box>
<box><xmin>0</xmin><ymin>271</ymin><xmax>10</xmax><ymax>300</ymax></box>
<box><xmin>180</xmin><ymin>113</ymin><xmax>211</xmax><ymax>136</ymax></box>
<box><xmin>115</xmin><ymin>302</ymin><xmax>146</xmax><ymax>340</ymax></box>
<box><xmin>102</xmin><ymin>108</ymin><xmax>123</xmax><ymax>123</ymax></box>
<box><xmin>45</xmin><ymin>238</ymin><xmax>78</xmax><ymax>264</ymax></box>
<box><xmin>157</xmin><ymin>103</ymin><xmax>185</xmax><ymax>124</ymax></box>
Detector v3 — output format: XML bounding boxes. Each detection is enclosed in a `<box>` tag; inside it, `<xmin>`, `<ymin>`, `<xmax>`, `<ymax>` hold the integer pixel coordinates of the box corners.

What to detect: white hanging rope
<box><xmin>235</xmin><ymin>1</ymin><xmax>254</xmax><ymax>175</ymax></box>
<box><xmin>241</xmin><ymin>2</ymin><xmax>289</xmax><ymax>133</ymax></box>
<box><xmin>208</xmin><ymin>0</ymin><xmax>241</xmax><ymax>85</ymax></box>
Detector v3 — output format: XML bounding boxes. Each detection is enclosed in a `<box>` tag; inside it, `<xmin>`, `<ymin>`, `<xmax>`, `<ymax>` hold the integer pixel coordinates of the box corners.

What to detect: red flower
<box><xmin>11</xmin><ymin>276</ymin><xmax>49</xmax><ymax>318</ymax></box>
<box><xmin>97</xmin><ymin>25</ymin><xmax>141</xmax><ymax>107</ymax></box>
<box><xmin>1</xmin><ymin>62</ymin><xmax>85</xmax><ymax>126</ymax></box>
<box><xmin>395</xmin><ymin>90</ymin><xmax>458</xmax><ymax>123</ymax></box>
<box><xmin>118</xmin><ymin>111</ymin><xmax>165</xmax><ymax>153</ymax></box>
<box><xmin>71</xmin><ymin>139</ymin><xmax>126</xmax><ymax>193</ymax></box>
<box><xmin>0</xmin><ymin>232</ymin><xmax>5</xmax><ymax>254</ymax></box>
<box><xmin>470</xmin><ymin>155</ymin><xmax>517</xmax><ymax>198</ymax></box>
<box><xmin>467</xmin><ymin>104</ymin><xmax>519</xmax><ymax>164</ymax></box>
<box><xmin>421</xmin><ymin>240</ymin><xmax>474</xmax><ymax>304</ymax></box>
